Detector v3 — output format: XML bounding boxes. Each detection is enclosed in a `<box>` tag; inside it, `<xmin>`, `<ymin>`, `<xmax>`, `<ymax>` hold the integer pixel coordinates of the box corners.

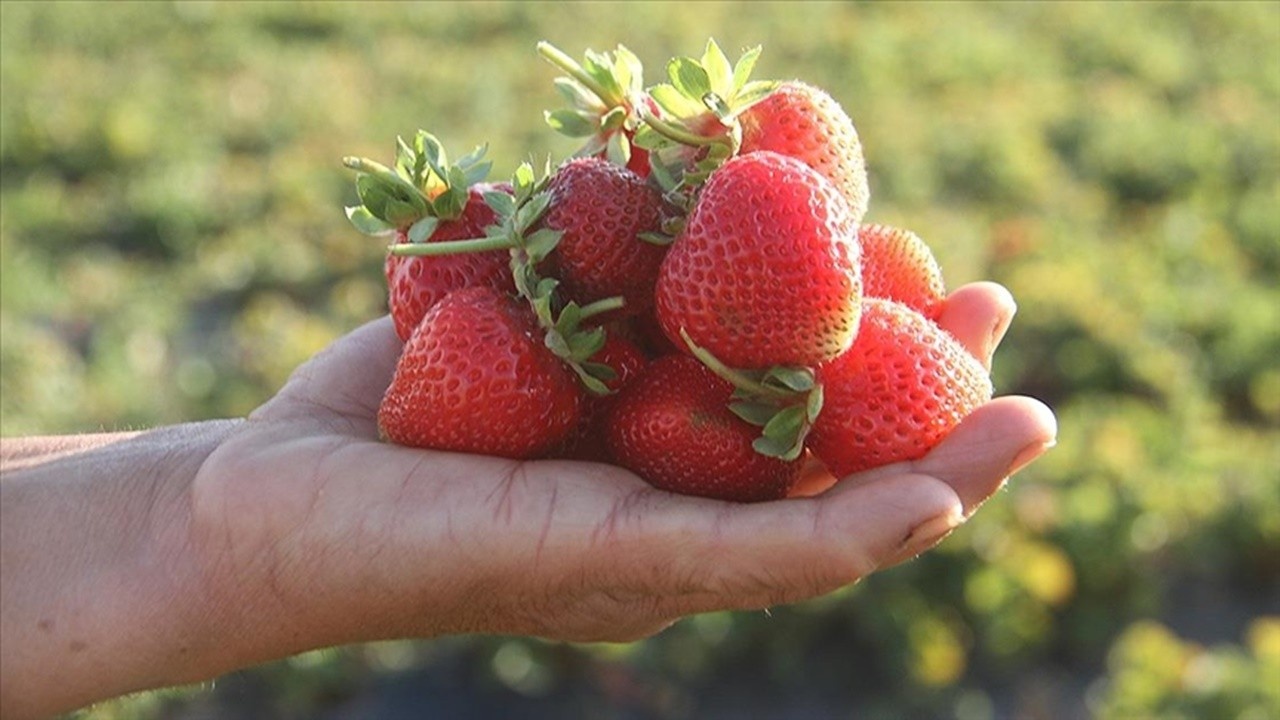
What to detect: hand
<box><xmin>190</xmin><ymin>281</ymin><xmax>1057</xmax><ymax>656</ymax></box>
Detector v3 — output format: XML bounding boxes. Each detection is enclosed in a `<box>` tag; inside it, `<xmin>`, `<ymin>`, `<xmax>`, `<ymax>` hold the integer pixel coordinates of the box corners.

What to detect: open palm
<box><xmin>190</xmin><ymin>282</ymin><xmax>1056</xmax><ymax>654</ymax></box>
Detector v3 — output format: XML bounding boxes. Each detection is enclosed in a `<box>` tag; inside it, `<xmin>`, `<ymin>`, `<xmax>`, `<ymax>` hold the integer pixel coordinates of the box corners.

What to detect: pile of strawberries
<box><xmin>343</xmin><ymin>41</ymin><xmax>993</xmax><ymax>502</ymax></box>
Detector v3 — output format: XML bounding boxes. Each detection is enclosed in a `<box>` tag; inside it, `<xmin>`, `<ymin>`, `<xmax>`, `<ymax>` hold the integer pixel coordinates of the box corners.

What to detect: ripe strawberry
<box><xmin>383</xmin><ymin>182</ymin><xmax>511</xmax><ymax>341</ymax></box>
<box><xmin>552</xmin><ymin>333</ymin><xmax>648</xmax><ymax>461</ymax></box>
<box><xmin>807</xmin><ymin>299</ymin><xmax>993</xmax><ymax>476</ymax></box>
<box><xmin>539</xmin><ymin>157</ymin><xmax>667</xmax><ymax>316</ymax></box>
<box><xmin>739</xmin><ymin>81</ymin><xmax>870</xmax><ymax>222</ymax></box>
<box><xmin>857</xmin><ymin>224</ymin><xmax>946</xmax><ymax>321</ymax></box>
<box><xmin>378</xmin><ymin>286</ymin><xmax>582</xmax><ymax>459</ymax></box>
<box><xmin>655</xmin><ymin>151</ymin><xmax>862</xmax><ymax>368</ymax></box>
<box><xmin>344</xmin><ymin>132</ymin><xmax>508</xmax><ymax>341</ymax></box>
<box><xmin>606</xmin><ymin>355</ymin><xmax>804</xmax><ymax>502</ymax></box>
<box><xmin>635</xmin><ymin>42</ymin><xmax>868</xmax><ymax>223</ymax></box>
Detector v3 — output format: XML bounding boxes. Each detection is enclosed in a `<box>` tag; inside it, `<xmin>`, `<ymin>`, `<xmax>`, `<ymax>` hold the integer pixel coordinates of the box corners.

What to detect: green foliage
<box><xmin>3</xmin><ymin>1</ymin><xmax>1277</xmax><ymax>717</ymax></box>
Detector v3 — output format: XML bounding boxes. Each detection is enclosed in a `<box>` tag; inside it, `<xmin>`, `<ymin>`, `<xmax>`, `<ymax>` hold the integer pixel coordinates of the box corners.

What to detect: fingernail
<box><xmin>1007</xmin><ymin>438</ymin><xmax>1056</xmax><ymax>478</ymax></box>
<box><xmin>898</xmin><ymin>508</ymin><xmax>964</xmax><ymax>555</ymax></box>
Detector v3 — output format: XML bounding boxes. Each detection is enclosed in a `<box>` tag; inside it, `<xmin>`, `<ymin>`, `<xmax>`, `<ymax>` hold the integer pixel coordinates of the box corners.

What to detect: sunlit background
<box><xmin>2</xmin><ymin>2</ymin><xmax>1278</xmax><ymax>719</ymax></box>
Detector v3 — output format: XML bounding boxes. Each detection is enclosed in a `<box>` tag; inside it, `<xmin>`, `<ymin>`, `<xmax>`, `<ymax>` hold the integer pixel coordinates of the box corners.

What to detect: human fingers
<box><xmin>586</xmin><ymin>470</ymin><xmax>964</xmax><ymax>627</ymax></box>
<box><xmin>908</xmin><ymin>394</ymin><xmax>1057</xmax><ymax>514</ymax></box>
<box><xmin>936</xmin><ymin>281</ymin><xmax>1017</xmax><ymax>369</ymax></box>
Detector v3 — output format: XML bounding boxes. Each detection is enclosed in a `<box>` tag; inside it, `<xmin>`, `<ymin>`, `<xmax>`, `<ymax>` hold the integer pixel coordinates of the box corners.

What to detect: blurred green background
<box><xmin>2</xmin><ymin>2</ymin><xmax>1278</xmax><ymax>718</ymax></box>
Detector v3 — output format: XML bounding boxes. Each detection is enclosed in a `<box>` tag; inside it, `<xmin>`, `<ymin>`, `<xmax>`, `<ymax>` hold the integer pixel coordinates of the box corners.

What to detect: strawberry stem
<box><xmin>577</xmin><ymin>296</ymin><xmax>626</xmax><ymax>320</ymax></box>
<box><xmin>638</xmin><ymin>106</ymin><xmax>724</xmax><ymax>148</ymax></box>
<box><xmin>679</xmin><ymin>329</ymin><xmax>791</xmax><ymax>401</ymax></box>
<box><xmin>536</xmin><ymin>42</ymin><xmax>618</xmax><ymax>105</ymax></box>
<box><xmin>388</xmin><ymin>236</ymin><xmax>512</xmax><ymax>256</ymax></box>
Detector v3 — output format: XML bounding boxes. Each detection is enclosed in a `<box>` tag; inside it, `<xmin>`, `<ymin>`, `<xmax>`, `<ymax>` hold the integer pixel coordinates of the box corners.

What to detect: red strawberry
<box><xmin>606</xmin><ymin>355</ymin><xmax>804</xmax><ymax>502</ymax></box>
<box><xmin>540</xmin><ymin>157</ymin><xmax>667</xmax><ymax>315</ymax></box>
<box><xmin>807</xmin><ymin>299</ymin><xmax>993</xmax><ymax>476</ymax></box>
<box><xmin>739</xmin><ymin>81</ymin><xmax>870</xmax><ymax>222</ymax></box>
<box><xmin>655</xmin><ymin>151</ymin><xmax>862</xmax><ymax>368</ymax></box>
<box><xmin>344</xmin><ymin>132</ymin><xmax>508</xmax><ymax>341</ymax></box>
<box><xmin>383</xmin><ymin>182</ymin><xmax>512</xmax><ymax>341</ymax></box>
<box><xmin>552</xmin><ymin>333</ymin><xmax>648</xmax><ymax>461</ymax></box>
<box><xmin>857</xmin><ymin>224</ymin><xmax>946</xmax><ymax>321</ymax></box>
<box><xmin>636</xmin><ymin>42</ymin><xmax>867</xmax><ymax>223</ymax></box>
<box><xmin>378</xmin><ymin>286</ymin><xmax>582</xmax><ymax>459</ymax></box>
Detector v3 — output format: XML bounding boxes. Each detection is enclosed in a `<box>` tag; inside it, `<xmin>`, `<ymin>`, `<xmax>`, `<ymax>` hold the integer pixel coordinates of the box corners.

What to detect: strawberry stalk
<box><xmin>679</xmin><ymin>329</ymin><xmax>823</xmax><ymax>461</ymax></box>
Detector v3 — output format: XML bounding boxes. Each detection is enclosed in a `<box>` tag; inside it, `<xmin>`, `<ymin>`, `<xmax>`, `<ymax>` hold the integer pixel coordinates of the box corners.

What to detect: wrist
<box><xmin>0</xmin><ymin>419</ymin><xmax>241</xmax><ymax>719</ymax></box>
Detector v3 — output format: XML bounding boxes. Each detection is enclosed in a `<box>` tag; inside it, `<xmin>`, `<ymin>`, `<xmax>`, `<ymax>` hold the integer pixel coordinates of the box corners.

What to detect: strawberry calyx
<box><xmin>389</xmin><ymin>161</ymin><xmax>623</xmax><ymax>396</ymax></box>
<box><xmin>537</xmin><ymin>41</ymin><xmax>651</xmax><ymax>174</ymax></box>
<box><xmin>679</xmin><ymin>329</ymin><xmax>823</xmax><ymax>461</ymax></box>
<box><xmin>634</xmin><ymin>39</ymin><xmax>778</xmax><ymax>202</ymax></box>
<box><xmin>343</xmin><ymin>130</ymin><xmax>492</xmax><ymax>238</ymax></box>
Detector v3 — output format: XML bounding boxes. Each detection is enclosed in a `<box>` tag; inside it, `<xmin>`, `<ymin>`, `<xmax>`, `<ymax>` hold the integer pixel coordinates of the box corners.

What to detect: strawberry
<box><xmin>636</xmin><ymin>41</ymin><xmax>868</xmax><ymax>223</ymax></box>
<box><xmin>382</xmin><ymin>182</ymin><xmax>512</xmax><ymax>341</ymax></box>
<box><xmin>606</xmin><ymin>355</ymin><xmax>804</xmax><ymax>502</ymax></box>
<box><xmin>739</xmin><ymin>81</ymin><xmax>870</xmax><ymax>222</ymax></box>
<box><xmin>655</xmin><ymin>150</ymin><xmax>862</xmax><ymax>369</ymax></box>
<box><xmin>807</xmin><ymin>299</ymin><xmax>993</xmax><ymax>476</ymax></box>
<box><xmin>344</xmin><ymin>132</ymin><xmax>509</xmax><ymax>341</ymax></box>
<box><xmin>857</xmin><ymin>224</ymin><xmax>946</xmax><ymax>321</ymax></box>
<box><xmin>378</xmin><ymin>286</ymin><xmax>582</xmax><ymax>459</ymax></box>
<box><xmin>538</xmin><ymin>157</ymin><xmax>668</xmax><ymax>316</ymax></box>
<box><xmin>538</xmin><ymin>42</ymin><xmax>655</xmax><ymax>177</ymax></box>
<box><xmin>552</xmin><ymin>333</ymin><xmax>648</xmax><ymax>461</ymax></box>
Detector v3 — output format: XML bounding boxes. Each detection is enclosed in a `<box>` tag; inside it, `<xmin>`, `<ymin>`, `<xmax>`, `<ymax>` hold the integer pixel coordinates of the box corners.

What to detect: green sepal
<box><xmin>638</xmin><ymin>231</ymin><xmax>675</xmax><ymax>246</ymax></box>
<box><xmin>679</xmin><ymin>327</ymin><xmax>823</xmax><ymax>462</ymax></box>
<box><xmin>763</xmin><ymin>366</ymin><xmax>816</xmax><ymax>393</ymax></box>
<box><xmin>407</xmin><ymin>216</ymin><xmax>440</xmax><ymax>244</ymax></box>
<box><xmin>345</xmin><ymin>205</ymin><xmax>396</xmax><ymax>237</ymax></box>
<box><xmin>730</xmin><ymin>400</ymin><xmax>780</xmax><ymax>427</ymax></box>
<box><xmin>755</xmin><ymin>404</ymin><xmax>809</xmax><ymax>461</ymax></box>
<box><xmin>545</xmin><ymin>108</ymin><xmax>599</xmax><ymax>138</ymax></box>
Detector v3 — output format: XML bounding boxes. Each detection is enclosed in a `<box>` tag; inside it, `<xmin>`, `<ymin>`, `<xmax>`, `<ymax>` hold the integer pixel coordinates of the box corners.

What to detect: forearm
<box><xmin>0</xmin><ymin>420</ymin><xmax>241</xmax><ymax>720</ymax></box>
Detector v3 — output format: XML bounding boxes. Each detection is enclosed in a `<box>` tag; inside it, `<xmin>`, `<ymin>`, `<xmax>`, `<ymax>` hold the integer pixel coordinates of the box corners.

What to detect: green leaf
<box><xmin>600</xmin><ymin>106</ymin><xmax>628</xmax><ymax>131</ymax></box>
<box><xmin>638</xmin><ymin>231</ymin><xmax>675</xmax><ymax>246</ymax></box>
<box><xmin>567</xmin><ymin>325</ymin><xmax>606</xmax><ymax>358</ymax></box>
<box><xmin>753</xmin><ymin>435</ymin><xmax>796</xmax><ymax>460</ymax></box>
<box><xmin>514</xmin><ymin>163</ymin><xmax>537</xmax><ymax>192</ymax></box>
<box><xmin>648</xmin><ymin>83</ymin><xmax>706</xmax><ymax>118</ymax></box>
<box><xmin>556</xmin><ymin>302</ymin><xmax>582</xmax><ymax>335</ymax></box>
<box><xmin>723</xmin><ymin>81</ymin><xmax>780</xmax><ymax>120</ymax></box>
<box><xmin>581</xmin><ymin>361</ymin><xmax>617</xmax><ymax>382</ymax></box>
<box><xmin>420</xmin><ymin>133</ymin><xmax>449</xmax><ymax>182</ymax></box>
<box><xmin>554</xmin><ymin>77</ymin><xmax>606</xmax><ymax>112</ymax></box>
<box><xmin>383</xmin><ymin>198</ymin><xmax>426</xmax><ymax>227</ymax></box>
<box><xmin>407</xmin><ymin>216</ymin><xmax>440</xmax><ymax>244</ymax></box>
<box><xmin>613</xmin><ymin>45</ymin><xmax>643</xmax><ymax>91</ymax></box>
<box><xmin>730</xmin><ymin>401</ymin><xmax>779</xmax><ymax>427</ymax></box>
<box><xmin>668</xmin><ymin>57</ymin><xmax>712</xmax><ymax>100</ymax></box>
<box><xmin>575</xmin><ymin>368</ymin><xmax>611</xmax><ymax>396</ymax></box>
<box><xmin>544</xmin><ymin>330</ymin><xmax>571</xmax><ymax>358</ymax></box>
<box><xmin>545</xmin><ymin>108</ymin><xmax>600</xmax><ymax>138</ymax></box>
<box><xmin>345</xmin><ymin>205</ymin><xmax>396</xmax><ymax>236</ymax></box>
<box><xmin>806</xmin><ymin>384</ymin><xmax>825</xmax><ymax>423</ymax></box>
<box><xmin>701</xmin><ymin>39</ymin><xmax>734</xmax><ymax>97</ymax></box>
<box><xmin>757</xmin><ymin>405</ymin><xmax>808</xmax><ymax>461</ymax></box>
<box><xmin>523</xmin><ymin>228</ymin><xmax>561</xmax><ymax>263</ymax></box>
<box><xmin>484</xmin><ymin>190</ymin><xmax>516</xmax><ymax>218</ymax></box>
<box><xmin>732</xmin><ymin>46</ymin><xmax>762</xmax><ymax>91</ymax></box>
<box><xmin>605</xmin><ymin>132</ymin><xmax>631</xmax><ymax>167</ymax></box>
<box><xmin>764</xmin><ymin>366</ymin><xmax>816</xmax><ymax>392</ymax></box>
